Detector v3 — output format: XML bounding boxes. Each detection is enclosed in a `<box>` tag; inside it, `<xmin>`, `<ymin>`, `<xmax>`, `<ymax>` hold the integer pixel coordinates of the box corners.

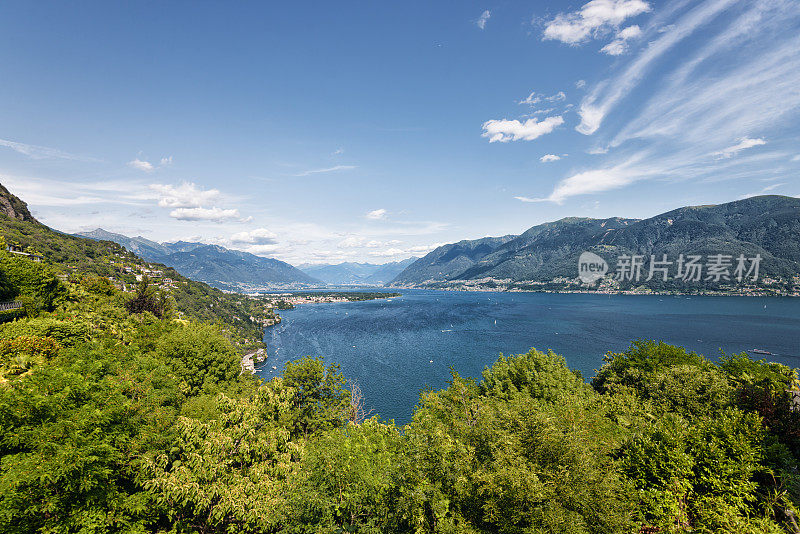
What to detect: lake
<box><xmin>259</xmin><ymin>290</ymin><xmax>800</xmax><ymax>424</ymax></box>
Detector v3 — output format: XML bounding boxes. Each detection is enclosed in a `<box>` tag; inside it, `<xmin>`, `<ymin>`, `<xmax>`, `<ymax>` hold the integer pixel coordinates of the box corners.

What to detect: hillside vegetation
<box><xmin>2</xmin><ymin>187</ymin><xmax>800</xmax><ymax>533</ymax></box>
<box><xmin>0</xmin><ymin>187</ymin><xmax>276</xmax><ymax>345</ymax></box>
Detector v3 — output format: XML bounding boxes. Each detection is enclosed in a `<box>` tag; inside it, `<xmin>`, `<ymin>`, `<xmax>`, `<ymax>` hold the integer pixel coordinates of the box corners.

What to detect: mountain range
<box><xmin>298</xmin><ymin>258</ymin><xmax>417</xmax><ymax>286</ymax></box>
<box><xmin>390</xmin><ymin>195</ymin><xmax>800</xmax><ymax>289</ymax></box>
<box><xmin>78</xmin><ymin>228</ymin><xmax>320</xmax><ymax>291</ymax></box>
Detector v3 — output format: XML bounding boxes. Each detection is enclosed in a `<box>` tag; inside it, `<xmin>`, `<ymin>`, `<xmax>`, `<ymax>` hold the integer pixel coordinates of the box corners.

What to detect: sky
<box><xmin>1</xmin><ymin>0</ymin><xmax>799</xmax><ymax>265</ymax></box>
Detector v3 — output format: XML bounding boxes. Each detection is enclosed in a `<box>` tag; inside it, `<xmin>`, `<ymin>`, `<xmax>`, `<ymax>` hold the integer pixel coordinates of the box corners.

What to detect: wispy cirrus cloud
<box><xmin>292</xmin><ymin>165</ymin><xmax>356</xmax><ymax>177</ymax></box>
<box><xmin>576</xmin><ymin>0</ymin><xmax>738</xmax><ymax>135</ymax></box>
<box><xmin>476</xmin><ymin>10</ymin><xmax>491</xmax><ymax>30</ymax></box>
<box><xmin>714</xmin><ymin>137</ymin><xmax>766</xmax><ymax>159</ymax></box>
<box><xmin>519</xmin><ymin>0</ymin><xmax>800</xmax><ymax>204</ymax></box>
<box><xmin>0</xmin><ymin>138</ymin><xmax>98</xmax><ymax>162</ymax></box>
<box><xmin>518</xmin><ymin>91</ymin><xmax>567</xmax><ymax>106</ymax></box>
<box><xmin>517</xmin><ymin>157</ymin><xmax>646</xmax><ymax>203</ymax></box>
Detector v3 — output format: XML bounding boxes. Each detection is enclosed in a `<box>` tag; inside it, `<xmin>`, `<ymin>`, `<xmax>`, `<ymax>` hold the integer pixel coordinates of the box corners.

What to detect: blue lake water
<box><xmin>259</xmin><ymin>290</ymin><xmax>800</xmax><ymax>425</ymax></box>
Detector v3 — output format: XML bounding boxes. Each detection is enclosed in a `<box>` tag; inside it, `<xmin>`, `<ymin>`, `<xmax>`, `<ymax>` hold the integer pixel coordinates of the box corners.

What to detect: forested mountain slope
<box><xmin>0</xmin><ymin>185</ymin><xmax>273</xmax><ymax>344</ymax></box>
<box><xmin>392</xmin><ymin>195</ymin><xmax>800</xmax><ymax>290</ymax></box>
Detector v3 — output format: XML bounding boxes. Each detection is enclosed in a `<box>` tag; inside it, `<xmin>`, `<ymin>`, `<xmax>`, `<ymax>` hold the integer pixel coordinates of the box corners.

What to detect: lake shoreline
<box><xmin>387</xmin><ymin>285</ymin><xmax>800</xmax><ymax>298</ymax></box>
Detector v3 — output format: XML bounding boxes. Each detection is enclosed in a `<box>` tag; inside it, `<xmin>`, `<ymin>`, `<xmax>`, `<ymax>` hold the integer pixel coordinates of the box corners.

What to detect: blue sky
<box><xmin>1</xmin><ymin>0</ymin><xmax>798</xmax><ymax>264</ymax></box>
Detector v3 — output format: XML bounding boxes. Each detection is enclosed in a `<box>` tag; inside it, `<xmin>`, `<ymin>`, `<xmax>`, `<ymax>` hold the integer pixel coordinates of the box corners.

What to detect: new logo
<box><xmin>578</xmin><ymin>251</ymin><xmax>608</xmax><ymax>284</ymax></box>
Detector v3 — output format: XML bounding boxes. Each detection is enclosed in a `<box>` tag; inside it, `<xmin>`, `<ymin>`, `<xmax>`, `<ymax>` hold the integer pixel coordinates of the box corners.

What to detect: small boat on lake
<box><xmin>750</xmin><ymin>348</ymin><xmax>773</xmax><ymax>355</ymax></box>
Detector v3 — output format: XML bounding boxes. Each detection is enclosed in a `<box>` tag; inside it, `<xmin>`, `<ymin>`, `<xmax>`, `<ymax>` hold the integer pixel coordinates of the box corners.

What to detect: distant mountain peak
<box><xmin>298</xmin><ymin>257</ymin><xmax>418</xmax><ymax>286</ymax></box>
<box><xmin>78</xmin><ymin>228</ymin><xmax>320</xmax><ymax>290</ymax></box>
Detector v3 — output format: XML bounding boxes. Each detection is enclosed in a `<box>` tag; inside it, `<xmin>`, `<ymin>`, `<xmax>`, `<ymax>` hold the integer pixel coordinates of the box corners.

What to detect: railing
<box><xmin>0</xmin><ymin>301</ymin><xmax>23</xmax><ymax>311</ymax></box>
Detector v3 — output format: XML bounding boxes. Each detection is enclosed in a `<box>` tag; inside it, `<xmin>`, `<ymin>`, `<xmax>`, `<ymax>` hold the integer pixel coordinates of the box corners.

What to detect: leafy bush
<box><xmin>621</xmin><ymin>409</ymin><xmax>784</xmax><ymax>532</ymax></box>
<box><xmin>155</xmin><ymin>323</ymin><xmax>240</xmax><ymax>396</ymax></box>
<box><xmin>0</xmin><ymin>252</ymin><xmax>65</xmax><ymax>313</ymax></box>
<box><xmin>0</xmin><ymin>317</ymin><xmax>90</xmax><ymax>346</ymax></box>
<box><xmin>0</xmin><ymin>336</ymin><xmax>61</xmax><ymax>378</ymax></box>
<box><xmin>593</xmin><ymin>340</ymin><xmax>732</xmax><ymax>418</ymax></box>
<box><xmin>124</xmin><ymin>279</ymin><xmax>169</xmax><ymax>319</ymax></box>
<box><xmin>0</xmin><ymin>348</ymin><xmax>178</xmax><ymax>534</ymax></box>
<box><xmin>480</xmin><ymin>348</ymin><xmax>591</xmax><ymax>403</ymax></box>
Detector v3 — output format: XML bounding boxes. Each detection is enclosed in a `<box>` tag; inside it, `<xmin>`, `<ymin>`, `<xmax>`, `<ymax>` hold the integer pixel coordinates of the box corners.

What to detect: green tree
<box><xmin>282</xmin><ymin>356</ymin><xmax>350</xmax><ymax>438</ymax></box>
<box><xmin>145</xmin><ymin>383</ymin><xmax>299</xmax><ymax>533</ymax></box>
<box><xmin>0</xmin><ymin>345</ymin><xmax>179</xmax><ymax>533</ymax></box>
<box><xmin>155</xmin><ymin>323</ymin><xmax>240</xmax><ymax>397</ymax></box>
<box><xmin>593</xmin><ymin>340</ymin><xmax>732</xmax><ymax>418</ymax></box>
<box><xmin>289</xmin><ymin>419</ymin><xmax>406</xmax><ymax>533</ymax></box>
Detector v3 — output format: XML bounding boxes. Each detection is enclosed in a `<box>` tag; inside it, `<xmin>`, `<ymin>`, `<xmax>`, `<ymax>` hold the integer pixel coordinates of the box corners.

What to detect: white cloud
<box><xmin>481</xmin><ymin>116</ymin><xmax>564</xmax><ymax>142</ymax></box>
<box><xmin>128</xmin><ymin>159</ymin><xmax>155</xmax><ymax>172</ymax></box>
<box><xmin>600</xmin><ymin>40</ymin><xmax>627</xmax><ymax>55</ymax></box>
<box><xmin>169</xmin><ymin>207</ymin><xmax>241</xmax><ymax>222</ymax></box>
<box><xmin>0</xmin><ymin>138</ymin><xmax>97</xmax><ymax>161</ymax></box>
<box><xmin>792</xmin><ymin>155</ymin><xmax>800</xmax><ymax>162</ymax></box>
<box><xmin>150</xmin><ymin>182</ymin><xmax>221</xmax><ymax>208</ymax></box>
<box><xmin>477</xmin><ymin>10</ymin><xmax>491</xmax><ymax>29</ymax></box>
<box><xmin>332</xmin><ymin>148</ymin><xmax>344</xmax><ymax>155</ymax></box>
<box><xmin>369</xmin><ymin>247</ymin><xmax>407</xmax><ymax>257</ymax></box>
<box><xmin>518</xmin><ymin>161</ymin><xmax>644</xmax><ymax>203</ymax></box>
<box><xmin>518</xmin><ymin>92</ymin><xmax>541</xmax><ymax>106</ymax></box>
<box><xmin>617</xmin><ymin>24</ymin><xmax>642</xmax><ymax>39</ymax></box>
<box><xmin>293</xmin><ymin>165</ymin><xmax>356</xmax><ymax>177</ymax></box>
<box><xmin>601</xmin><ymin>25</ymin><xmax>643</xmax><ymax>55</ymax></box>
<box><xmin>576</xmin><ymin>79</ymin><xmax>587</xmax><ymax>88</ymax></box>
<box><xmin>244</xmin><ymin>244</ymin><xmax>282</xmax><ymax>256</ymax></box>
<box><xmin>230</xmin><ymin>228</ymin><xmax>278</xmax><ymax>245</ymax></box>
<box><xmin>366</xmin><ymin>208</ymin><xmax>387</xmax><ymax>220</ymax></box>
<box><xmin>540</xmin><ymin>154</ymin><xmax>561</xmax><ymax>162</ymax></box>
<box><xmin>543</xmin><ymin>0</ymin><xmax>651</xmax><ymax>45</ymax></box>
<box><xmin>713</xmin><ymin>137</ymin><xmax>766</xmax><ymax>159</ymax></box>
<box><xmin>518</xmin><ymin>91</ymin><xmax>566</xmax><ymax>106</ymax></box>
<box><xmin>407</xmin><ymin>243</ymin><xmax>445</xmax><ymax>254</ymax></box>
<box><xmin>339</xmin><ymin>236</ymin><xmax>365</xmax><ymax>248</ymax></box>
<box><xmin>609</xmin><ymin>2</ymin><xmax>800</xmax><ymax>151</ymax></box>
<box><xmin>159</xmin><ymin>156</ymin><xmax>173</xmax><ymax>166</ymax></box>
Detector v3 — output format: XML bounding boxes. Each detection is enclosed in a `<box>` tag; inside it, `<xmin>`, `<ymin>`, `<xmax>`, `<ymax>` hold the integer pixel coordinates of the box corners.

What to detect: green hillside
<box><xmin>0</xmin><ymin>186</ymin><xmax>275</xmax><ymax>345</ymax></box>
